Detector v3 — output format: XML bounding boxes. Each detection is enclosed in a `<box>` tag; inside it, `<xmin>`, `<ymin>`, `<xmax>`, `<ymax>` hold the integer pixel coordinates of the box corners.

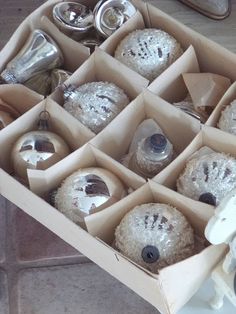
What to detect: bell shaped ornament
<box><xmin>0</xmin><ymin>30</ymin><xmax>63</xmax><ymax>84</ymax></box>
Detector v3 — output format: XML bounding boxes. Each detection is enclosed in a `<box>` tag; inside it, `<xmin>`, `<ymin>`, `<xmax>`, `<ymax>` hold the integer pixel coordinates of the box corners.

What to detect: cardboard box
<box><xmin>0</xmin><ymin>0</ymin><xmax>235</xmax><ymax>313</ymax></box>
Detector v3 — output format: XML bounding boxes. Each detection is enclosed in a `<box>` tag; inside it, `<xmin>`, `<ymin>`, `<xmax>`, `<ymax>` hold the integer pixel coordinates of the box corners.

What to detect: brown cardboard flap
<box><xmin>148</xmin><ymin>46</ymin><xmax>200</xmax><ymax>103</ymax></box>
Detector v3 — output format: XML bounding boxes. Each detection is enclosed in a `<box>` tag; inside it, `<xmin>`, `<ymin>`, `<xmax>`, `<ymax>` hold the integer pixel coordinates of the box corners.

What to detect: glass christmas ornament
<box><xmin>114</xmin><ymin>28</ymin><xmax>183</xmax><ymax>81</ymax></box>
<box><xmin>115</xmin><ymin>203</ymin><xmax>195</xmax><ymax>273</ymax></box>
<box><xmin>11</xmin><ymin>110</ymin><xmax>70</xmax><ymax>181</ymax></box>
<box><xmin>93</xmin><ymin>0</ymin><xmax>137</xmax><ymax>38</ymax></box>
<box><xmin>52</xmin><ymin>167</ymin><xmax>126</xmax><ymax>224</ymax></box>
<box><xmin>173</xmin><ymin>99</ymin><xmax>208</xmax><ymax>123</ymax></box>
<box><xmin>218</xmin><ymin>99</ymin><xmax>236</xmax><ymax>135</ymax></box>
<box><xmin>129</xmin><ymin>133</ymin><xmax>174</xmax><ymax>178</ymax></box>
<box><xmin>0</xmin><ymin>30</ymin><xmax>63</xmax><ymax>84</ymax></box>
<box><xmin>63</xmin><ymin>81</ymin><xmax>129</xmax><ymax>134</ymax></box>
<box><xmin>177</xmin><ymin>147</ymin><xmax>236</xmax><ymax>206</ymax></box>
<box><xmin>52</xmin><ymin>2</ymin><xmax>94</xmax><ymax>39</ymax></box>
<box><xmin>0</xmin><ymin>98</ymin><xmax>20</xmax><ymax>130</ymax></box>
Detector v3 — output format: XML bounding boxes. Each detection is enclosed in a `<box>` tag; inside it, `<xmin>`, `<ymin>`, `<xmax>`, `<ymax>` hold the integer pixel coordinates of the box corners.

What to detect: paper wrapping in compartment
<box><xmin>91</xmin><ymin>89</ymin><xmax>200</xmax><ymax>165</ymax></box>
<box><xmin>85</xmin><ymin>180</ymin><xmax>225</xmax><ymax>313</ymax></box>
<box><xmin>0</xmin><ymin>98</ymin><xmax>94</xmax><ymax>174</ymax></box>
<box><xmin>51</xmin><ymin>47</ymin><xmax>149</xmax><ymax>106</ymax></box>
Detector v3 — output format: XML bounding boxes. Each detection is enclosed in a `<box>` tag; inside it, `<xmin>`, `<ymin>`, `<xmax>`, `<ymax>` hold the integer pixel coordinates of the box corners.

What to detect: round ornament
<box><xmin>115</xmin><ymin>203</ymin><xmax>195</xmax><ymax>272</ymax></box>
<box><xmin>114</xmin><ymin>28</ymin><xmax>183</xmax><ymax>81</ymax></box>
<box><xmin>53</xmin><ymin>167</ymin><xmax>126</xmax><ymax>224</ymax></box>
<box><xmin>218</xmin><ymin>99</ymin><xmax>236</xmax><ymax>135</ymax></box>
<box><xmin>177</xmin><ymin>151</ymin><xmax>236</xmax><ymax>206</ymax></box>
<box><xmin>11</xmin><ymin>111</ymin><xmax>70</xmax><ymax>181</ymax></box>
<box><xmin>63</xmin><ymin>81</ymin><xmax>129</xmax><ymax>134</ymax></box>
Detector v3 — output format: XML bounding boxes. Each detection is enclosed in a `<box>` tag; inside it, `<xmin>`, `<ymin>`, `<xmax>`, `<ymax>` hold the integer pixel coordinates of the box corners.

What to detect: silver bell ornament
<box><xmin>115</xmin><ymin>203</ymin><xmax>195</xmax><ymax>273</ymax></box>
<box><xmin>114</xmin><ymin>28</ymin><xmax>183</xmax><ymax>81</ymax></box>
<box><xmin>11</xmin><ymin>110</ymin><xmax>70</xmax><ymax>181</ymax></box>
<box><xmin>93</xmin><ymin>0</ymin><xmax>137</xmax><ymax>38</ymax></box>
<box><xmin>129</xmin><ymin>133</ymin><xmax>174</xmax><ymax>178</ymax></box>
<box><xmin>52</xmin><ymin>167</ymin><xmax>127</xmax><ymax>224</ymax></box>
<box><xmin>0</xmin><ymin>30</ymin><xmax>63</xmax><ymax>84</ymax></box>
<box><xmin>62</xmin><ymin>81</ymin><xmax>130</xmax><ymax>134</ymax></box>
<box><xmin>52</xmin><ymin>2</ymin><xmax>94</xmax><ymax>39</ymax></box>
<box><xmin>177</xmin><ymin>147</ymin><xmax>236</xmax><ymax>206</ymax></box>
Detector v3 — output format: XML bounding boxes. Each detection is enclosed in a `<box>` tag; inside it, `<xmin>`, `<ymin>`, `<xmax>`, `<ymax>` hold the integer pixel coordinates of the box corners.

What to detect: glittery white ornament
<box><xmin>218</xmin><ymin>100</ymin><xmax>236</xmax><ymax>135</ymax></box>
<box><xmin>115</xmin><ymin>203</ymin><xmax>195</xmax><ymax>273</ymax></box>
<box><xmin>114</xmin><ymin>28</ymin><xmax>183</xmax><ymax>81</ymax></box>
<box><xmin>54</xmin><ymin>167</ymin><xmax>126</xmax><ymax>224</ymax></box>
<box><xmin>177</xmin><ymin>150</ymin><xmax>236</xmax><ymax>206</ymax></box>
<box><xmin>63</xmin><ymin>81</ymin><xmax>129</xmax><ymax>134</ymax></box>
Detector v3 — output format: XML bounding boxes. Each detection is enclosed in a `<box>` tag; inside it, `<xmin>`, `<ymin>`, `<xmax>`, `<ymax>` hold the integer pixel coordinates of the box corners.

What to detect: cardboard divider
<box><xmin>0</xmin><ymin>84</ymin><xmax>43</xmax><ymax>115</ymax></box>
<box><xmin>0</xmin><ymin>98</ymin><xmax>94</xmax><ymax>174</ymax></box>
<box><xmin>50</xmin><ymin>47</ymin><xmax>149</xmax><ymax>107</ymax></box>
<box><xmin>148</xmin><ymin>45</ymin><xmax>200</xmax><ymax>103</ymax></box>
<box><xmin>28</xmin><ymin>143</ymin><xmax>145</xmax><ymax>199</ymax></box>
<box><xmin>84</xmin><ymin>180</ymin><xmax>225</xmax><ymax>313</ymax></box>
<box><xmin>90</xmin><ymin>89</ymin><xmax>200</xmax><ymax>174</ymax></box>
<box><xmin>153</xmin><ymin>126</ymin><xmax>236</xmax><ymax>207</ymax></box>
<box><xmin>206</xmin><ymin>81</ymin><xmax>236</xmax><ymax>128</ymax></box>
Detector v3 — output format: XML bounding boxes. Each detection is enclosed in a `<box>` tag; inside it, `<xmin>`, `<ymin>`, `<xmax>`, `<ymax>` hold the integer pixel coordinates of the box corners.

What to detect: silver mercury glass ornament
<box><xmin>0</xmin><ymin>30</ymin><xmax>63</xmax><ymax>84</ymax></box>
<box><xmin>52</xmin><ymin>167</ymin><xmax>126</xmax><ymax>224</ymax></box>
<box><xmin>218</xmin><ymin>99</ymin><xmax>236</xmax><ymax>135</ymax></box>
<box><xmin>11</xmin><ymin>110</ymin><xmax>70</xmax><ymax>182</ymax></box>
<box><xmin>129</xmin><ymin>133</ymin><xmax>174</xmax><ymax>178</ymax></box>
<box><xmin>114</xmin><ymin>28</ymin><xmax>183</xmax><ymax>81</ymax></box>
<box><xmin>115</xmin><ymin>203</ymin><xmax>195</xmax><ymax>273</ymax></box>
<box><xmin>63</xmin><ymin>81</ymin><xmax>130</xmax><ymax>134</ymax></box>
<box><xmin>52</xmin><ymin>2</ymin><xmax>94</xmax><ymax>40</ymax></box>
<box><xmin>93</xmin><ymin>0</ymin><xmax>137</xmax><ymax>38</ymax></box>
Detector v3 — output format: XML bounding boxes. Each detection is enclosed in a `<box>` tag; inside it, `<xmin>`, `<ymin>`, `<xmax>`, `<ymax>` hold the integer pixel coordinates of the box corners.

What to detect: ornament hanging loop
<box><xmin>38</xmin><ymin>110</ymin><xmax>50</xmax><ymax>130</ymax></box>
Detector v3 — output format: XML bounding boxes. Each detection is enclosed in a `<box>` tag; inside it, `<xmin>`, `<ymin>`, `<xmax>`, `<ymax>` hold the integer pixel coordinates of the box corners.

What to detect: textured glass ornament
<box><xmin>114</xmin><ymin>28</ymin><xmax>183</xmax><ymax>81</ymax></box>
<box><xmin>129</xmin><ymin>133</ymin><xmax>174</xmax><ymax>178</ymax></box>
<box><xmin>53</xmin><ymin>167</ymin><xmax>126</xmax><ymax>224</ymax></box>
<box><xmin>177</xmin><ymin>148</ymin><xmax>236</xmax><ymax>206</ymax></box>
<box><xmin>0</xmin><ymin>30</ymin><xmax>63</xmax><ymax>84</ymax></box>
<box><xmin>53</xmin><ymin>2</ymin><xmax>94</xmax><ymax>39</ymax></box>
<box><xmin>93</xmin><ymin>0</ymin><xmax>137</xmax><ymax>38</ymax></box>
<box><xmin>218</xmin><ymin>100</ymin><xmax>236</xmax><ymax>135</ymax></box>
<box><xmin>63</xmin><ymin>81</ymin><xmax>130</xmax><ymax>134</ymax></box>
<box><xmin>115</xmin><ymin>203</ymin><xmax>195</xmax><ymax>273</ymax></box>
<box><xmin>11</xmin><ymin>111</ymin><xmax>70</xmax><ymax>181</ymax></box>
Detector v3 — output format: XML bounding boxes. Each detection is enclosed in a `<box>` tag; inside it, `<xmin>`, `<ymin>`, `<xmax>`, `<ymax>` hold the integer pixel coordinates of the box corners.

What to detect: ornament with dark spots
<box><xmin>151</xmin><ymin>214</ymin><xmax>159</xmax><ymax>229</ymax></box>
<box><xmin>158</xmin><ymin>48</ymin><xmax>163</xmax><ymax>58</ymax></box>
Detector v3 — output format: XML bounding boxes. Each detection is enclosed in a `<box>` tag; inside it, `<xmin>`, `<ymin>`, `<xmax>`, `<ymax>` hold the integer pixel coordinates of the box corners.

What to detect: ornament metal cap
<box><xmin>145</xmin><ymin>134</ymin><xmax>167</xmax><ymax>153</ymax></box>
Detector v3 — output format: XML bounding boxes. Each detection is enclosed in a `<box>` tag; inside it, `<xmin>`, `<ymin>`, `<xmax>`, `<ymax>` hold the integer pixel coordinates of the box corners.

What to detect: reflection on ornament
<box><xmin>11</xmin><ymin>111</ymin><xmax>70</xmax><ymax>181</ymax></box>
<box><xmin>177</xmin><ymin>147</ymin><xmax>236</xmax><ymax>206</ymax></box>
<box><xmin>114</xmin><ymin>28</ymin><xmax>183</xmax><ymax>81</ymax></box>
<box><xmin>115</xmin><ymin>203</ymin><xmax>195</xmax><ymax>273</ymax></box>
<box><xmin>63</xmin><ymin>81</ymin><xmax>129</xmax><ymax>134</ymax></box>
<box><xmin>129</xmin><ymin>133</ymin><xmax>174</xmax><ymax>178</ymax></box>
<box><xmin>52</xmin><ymin>167</ymin><xmax>126</xmax><ymax>224</ymax></box>
<box><xmin>94</xmin><ymin>0</ymin><xmax>137</xmax><ymax>38</ymax></box>
<box><xmin>0</xmin><ymin>30</ymin><xmax>63</xmax><ymax>84</ymax></box>
<box><xmin>218</xmin><ymin>99</ymin><xmax>236</xmax><ymax>135</ymax></box>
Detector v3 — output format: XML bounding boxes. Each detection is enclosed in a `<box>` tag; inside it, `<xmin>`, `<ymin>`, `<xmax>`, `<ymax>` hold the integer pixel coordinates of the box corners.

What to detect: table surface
<box><xmin>0</xmin><ymin>1</ymin><xmax>236</xmax><ymax>313</ymax></box>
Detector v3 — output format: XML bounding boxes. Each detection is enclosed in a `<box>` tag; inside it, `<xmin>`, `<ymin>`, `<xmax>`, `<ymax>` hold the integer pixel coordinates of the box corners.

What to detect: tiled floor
<box><xmin>1</xmin><ymin>1</ymin><xmax>236</xmax><ymax>314</ymax></box>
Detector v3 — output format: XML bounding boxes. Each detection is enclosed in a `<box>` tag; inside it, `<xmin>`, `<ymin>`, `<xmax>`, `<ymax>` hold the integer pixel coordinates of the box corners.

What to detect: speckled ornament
<box><xmin>114</xmin><ymin>28</ymin><xmax>183</xmax><ymax>81</ymax></box>
<box><xmin>53</xmin><ymin>167</ymin><xmax>126</xmax><ymax>224</ymax></box>
<box><xmin>218</xmin><ymin>99</ymin><xmax>236</xmax><ymax>135</ymax></box>
<box><xmin>177</xmin><ymin>149</ymin><xmax>236</xmax><ymax>206</ymax></box>
<box><xmin>115</xmin><ymin>203</ymin><xmax>195</xmax><ymax>272</ymax></box>
<box><xmin>63</xmin><ymin>81</ymin><xmax>129</xmax><ymax>134</ymax></box>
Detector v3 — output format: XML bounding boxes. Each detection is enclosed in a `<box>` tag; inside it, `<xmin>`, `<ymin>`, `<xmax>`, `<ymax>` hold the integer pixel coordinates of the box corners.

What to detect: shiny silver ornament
<box><xmin>11</xmin><ymin>111</ymin><xmax>70</xmax><ymax>181</ymax></box>
<box><xmin>177</xmin><ymin>147</ymin><xmax>236</xmax><ymax>206</ymax></box>
<box><xmin>52</xmin><ymin>2</ymin><xmax>94</xmax><ymax>39</ymax></box>
<box><xmin>129</xmin><ymin>133</ymin><xmax>174</xmax><ymax>178</ymax></box>
<box><xmin>114</xmin><ymin>28</ymin><xmax>183</xmax><ymax>81</ymax></box>
<box><xmin>218</xmin><ymin>99</ymin><xmax>236</xmax><ymax>135</ymax></box>
<box><xmin>93</xmin><ymin>0</ymin><xmax>137</xmax><ymax>38</ymax></box>
<box><xmin>63</xmin><ymin>81</ymin><xmax>129</xmax><ymax>134</ymax></box>
<box><xmin>115</xmin><ymin>203</ymin><xmax>195</xmax><ymax>273</ymax></box>
<box><xmin>51</xmin><ymin>69</ymin><xmax>71</xmax><ymax>92</ymax></box>
<box><xmin>0</xmin><ymin>30</ymin><xmax>63</xmax><ymax>84</ymax></box>
<box><xmin>53</xmin><ymin>167</ymin><xmax>126</xmax><ymax>224</ymax></box>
